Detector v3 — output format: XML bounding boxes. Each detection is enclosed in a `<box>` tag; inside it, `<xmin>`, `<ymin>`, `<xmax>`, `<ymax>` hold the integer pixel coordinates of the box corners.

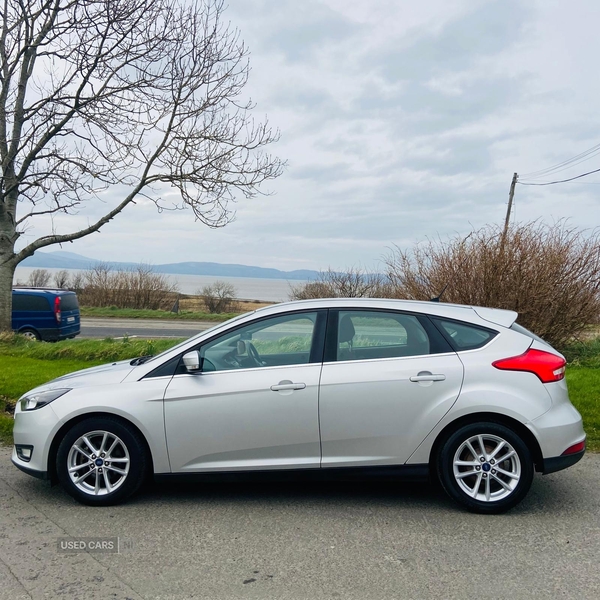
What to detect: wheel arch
<box><xmin>429</xmin><ymin>412</ymin><xmax>544</xmax><ymax>473</ymax></box>
<box><xmin>47</xmin><ymin>412</ymin><xmax>154</xmax><ymax>485</ymax></box>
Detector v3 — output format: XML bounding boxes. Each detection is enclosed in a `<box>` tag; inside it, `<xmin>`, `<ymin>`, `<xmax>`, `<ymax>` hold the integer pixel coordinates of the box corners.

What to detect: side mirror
<box><xmin>182</xmin><ymin>350</ymin><xmax>202</xmax><ymax>373</ymax></box>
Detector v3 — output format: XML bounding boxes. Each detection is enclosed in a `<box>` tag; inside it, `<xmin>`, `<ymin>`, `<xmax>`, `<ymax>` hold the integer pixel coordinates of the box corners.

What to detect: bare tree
<box><xmin>53</xmin><ymin>269</ymin><xmax>70</xmax><ymax>288</ymax></box>
<box><xmin>0</xmin><ymin>0</ymin><xmax>283</xmax><ymax>330</ymax></box>
<box><xmin>289</xmin><ymin>267</ymin><xmax>392</xmax><ymax>300</ymax></box>
<box><xmin>200</xmin><ymin>280</ymin><xmax>238</xmax><ymax>313</ymax></box>
<box><xmin>27</xmin><ymin>268</ymin><xmax>50</xmax><ymax>287</ymax></box>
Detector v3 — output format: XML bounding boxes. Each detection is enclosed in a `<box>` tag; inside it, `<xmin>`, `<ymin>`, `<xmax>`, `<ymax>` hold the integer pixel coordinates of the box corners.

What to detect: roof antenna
<box><xmin>430</xmin><ymin>283</ymin><xmax>449</xmax><ymax>303</ymax></box>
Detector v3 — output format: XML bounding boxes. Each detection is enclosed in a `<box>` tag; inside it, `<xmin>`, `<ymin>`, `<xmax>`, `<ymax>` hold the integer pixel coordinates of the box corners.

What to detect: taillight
<box><xmin>492</xmin><ymin>348</ymin><xmax>566</xmax><ymax>383</ymax></box>
<box><xmin>54</xmin><ymin>296</ymin><xmax>61</xmax><ymax>323</ymax></box>
<box><xmin>562</xmin><ymin>440</ymin><xmax>585</xmax><ymax>455</ymax></box>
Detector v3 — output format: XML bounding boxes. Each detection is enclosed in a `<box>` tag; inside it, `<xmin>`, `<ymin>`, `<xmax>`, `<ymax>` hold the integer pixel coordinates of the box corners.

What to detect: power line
<box><xmin>518</xmin><ymin>166</ymin><xmax>600</xmax><ymax>186</ymax></box>
<box><xmin>520</xmin><ymin>141</ymin><xmax>600</xmax><ymax>179</ymax></box>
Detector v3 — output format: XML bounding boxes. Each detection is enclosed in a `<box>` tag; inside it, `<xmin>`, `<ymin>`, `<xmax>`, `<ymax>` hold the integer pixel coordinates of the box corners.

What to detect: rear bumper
<box><xmin>541</xmin><ymin>449</ymin><xmax>585</xmax><ymax>474</ymax></box>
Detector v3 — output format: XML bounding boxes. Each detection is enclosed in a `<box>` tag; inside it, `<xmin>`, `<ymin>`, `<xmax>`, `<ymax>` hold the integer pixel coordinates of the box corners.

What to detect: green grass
<box><xmin>565</xmin><ymin>367</ymin><xmax>600</xmax><ymax>452</ymax></box>
<box><xmin>80</xmin><ymin>306</ymin><xmax>240</xmax><ymax>322</ymax></box>
<box><xmin>0</xmin><ymin>335</ymin><xmax>183</xmax><ymax>444</ymax></box>
<box><xmin>0</xmin><ymin>335</ymin><xmax>182</xmax><ymax>362</ymax></box>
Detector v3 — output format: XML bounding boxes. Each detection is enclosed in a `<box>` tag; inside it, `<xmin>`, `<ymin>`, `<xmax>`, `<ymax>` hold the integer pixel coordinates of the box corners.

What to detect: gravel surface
<box><xmin>1</xmin><ymin>447</ymin><xmax>599</xmax><ymax>599</ymax></box>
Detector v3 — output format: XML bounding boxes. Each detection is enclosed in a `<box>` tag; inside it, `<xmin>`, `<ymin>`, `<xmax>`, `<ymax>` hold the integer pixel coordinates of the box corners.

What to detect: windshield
<box><xmin>143</xmin><ymin>312</ymin><xmax>255</xmax><ymax>364</ymax></box>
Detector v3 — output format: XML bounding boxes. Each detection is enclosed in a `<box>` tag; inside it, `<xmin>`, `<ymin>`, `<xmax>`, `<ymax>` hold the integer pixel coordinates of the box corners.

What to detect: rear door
<box><xmin>58</xmin><ymin>292</ymin><xmax>80</xmax><ymax>338</ymax></box>
<box><xmin>319</xmin><ymin>309</ymin><xmax>464</xmax><ymax>467</ymax></box>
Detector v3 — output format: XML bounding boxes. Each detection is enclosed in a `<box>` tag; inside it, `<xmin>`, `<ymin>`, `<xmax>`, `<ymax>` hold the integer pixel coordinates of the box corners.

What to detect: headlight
<box><xmin>20</xmin><ymin>388</ymin><xmax>71</xmax><ymax>411</ymax></box>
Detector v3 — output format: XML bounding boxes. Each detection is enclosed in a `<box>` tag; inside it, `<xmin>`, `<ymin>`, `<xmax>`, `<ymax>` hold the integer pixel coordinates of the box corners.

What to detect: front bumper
<box><xmin>11</xmin><ymin>454</ymin><xmax>48</xmax><ymax>480</ymax></box>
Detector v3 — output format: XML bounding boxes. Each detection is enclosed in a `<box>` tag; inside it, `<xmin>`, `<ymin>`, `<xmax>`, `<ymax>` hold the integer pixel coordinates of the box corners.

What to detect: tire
<box><xmin>19</xmin><ymin>328</ymin><xmax>40</xmax><ymax>341</ymax></box>
<box><xmin>436</xmin><ymin>422</ymin><xmax>534</xmax><ymax>514</ymax></box>
<box><xmin>56</xmin><ymin>416</ymin><xmax>149</xmax><ymax>506</ymax></box>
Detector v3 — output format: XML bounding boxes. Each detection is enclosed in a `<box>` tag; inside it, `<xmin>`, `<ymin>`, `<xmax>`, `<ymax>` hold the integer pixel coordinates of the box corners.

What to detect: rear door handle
<box><xmin>409</xmin><ymin>373</ymin><xmax>446</xmax><ymax>382</ymax></box>
<box><xmin>270</xmin><ymin>381</ymin><xmax>306</xmax><ymax>391</ymax></box>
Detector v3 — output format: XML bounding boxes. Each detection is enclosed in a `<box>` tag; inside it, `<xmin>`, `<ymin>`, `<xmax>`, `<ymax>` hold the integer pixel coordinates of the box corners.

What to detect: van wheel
<box><xmin>56</xmin><ymin>417</ymin><xmax>148</xmax><ymax>506</ymax></box>
<box><xmin>437</xmin><ymin>422</ymin><xmax>534</xmax><ymax>514</ymax></box>
<box><xmin>20</xmin><ymin>328</ymin><xmax>40</xmax><ymax>341</ymax></box>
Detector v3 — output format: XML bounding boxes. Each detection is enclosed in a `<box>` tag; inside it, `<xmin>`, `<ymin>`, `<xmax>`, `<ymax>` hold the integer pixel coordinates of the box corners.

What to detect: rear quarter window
<box><xmin>432</xmin><ymin>318</ymin><xmax>497</xmax><ymax>351</ymax></box>
<box><xmin>12</xmin><ymin>294</ymin><xmax>50</xmax><ymax>311</ymax></box>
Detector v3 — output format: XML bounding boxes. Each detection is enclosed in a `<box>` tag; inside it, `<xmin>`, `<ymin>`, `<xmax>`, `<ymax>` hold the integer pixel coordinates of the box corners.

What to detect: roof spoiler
<box><xmin>472</xmin><ymin>306</ymin><xmax>518</xmax><ymax>329</ymax></box>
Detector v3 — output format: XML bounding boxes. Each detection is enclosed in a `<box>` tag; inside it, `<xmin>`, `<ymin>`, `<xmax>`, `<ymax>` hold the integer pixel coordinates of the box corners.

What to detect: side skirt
<box><xmin>154</xmin><ymin>464</ymin><xmax>430</xmax><ymax>485</ymax></box>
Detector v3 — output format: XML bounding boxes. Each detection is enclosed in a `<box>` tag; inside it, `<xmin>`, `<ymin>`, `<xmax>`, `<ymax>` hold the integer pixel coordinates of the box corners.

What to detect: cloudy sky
<box><xmin>18</xmin><ymin>0</ymin><xmax>600</xmax><ymax>272</ymax></box>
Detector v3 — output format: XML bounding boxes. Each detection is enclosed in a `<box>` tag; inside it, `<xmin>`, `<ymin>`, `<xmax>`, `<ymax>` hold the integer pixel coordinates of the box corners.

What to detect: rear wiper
<box><xmin>130</xmin><ymin>355</ymin><xmax>152</xmax><ymax>366</ymax></box>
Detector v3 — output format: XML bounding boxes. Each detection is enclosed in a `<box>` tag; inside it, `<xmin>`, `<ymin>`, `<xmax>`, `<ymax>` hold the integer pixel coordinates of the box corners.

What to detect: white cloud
<box><xmin>16</xmin><ymin>0</ymin><xmax>600</xmax><ymax>271</ymax></box>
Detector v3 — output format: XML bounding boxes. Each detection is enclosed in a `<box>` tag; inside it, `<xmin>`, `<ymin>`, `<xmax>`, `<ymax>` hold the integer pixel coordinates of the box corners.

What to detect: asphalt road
<box><xmin>0</xmin><ymin>447</ymin><xmax>599</xmax><ymax>599</ymax></box>
<box><xmin>80</xmin><ymin>317</ymin><xmax>215</xmax><ymax>339</ymax></box>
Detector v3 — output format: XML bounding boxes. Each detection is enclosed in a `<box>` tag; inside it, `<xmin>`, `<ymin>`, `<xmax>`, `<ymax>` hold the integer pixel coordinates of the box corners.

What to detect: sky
<box><xmin>17</xmin><ymin>0</ymin><xmax>600</xmax><ymax>272</ymax></box>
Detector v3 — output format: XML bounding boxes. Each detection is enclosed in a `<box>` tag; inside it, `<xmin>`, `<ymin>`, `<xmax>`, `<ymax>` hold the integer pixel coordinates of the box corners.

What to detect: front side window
<box><xmin>336</xmin><ymin>311</ymin><xmax>431</xmax><ymax>361</ymax></box>
<box><xmin>200</xmin><ymin>312</ymin><xmax>320</xmax><ymax>372</ymax></box>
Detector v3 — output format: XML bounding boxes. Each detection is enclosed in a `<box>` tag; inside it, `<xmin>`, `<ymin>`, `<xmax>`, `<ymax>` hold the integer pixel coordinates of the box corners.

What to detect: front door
<box><xmin>164</xmin><ymin>310</ymin><xmax>326</xmax><ymax>473</ymax></box>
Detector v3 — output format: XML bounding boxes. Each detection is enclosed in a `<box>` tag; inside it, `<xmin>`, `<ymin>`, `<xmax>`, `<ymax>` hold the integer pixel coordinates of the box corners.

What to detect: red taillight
<box><xmin>492</xmin><ymin>348</ymin><xmax>566</xmax><ymax>383</ymax></box>
<box><xmin>54</xmin><ymin>296</ymin><xmax>61</xmax><ymax>323</ymax></box>
<box><xmin>562</xmin><ymin>440</ymin><xmax>585</xmax><ymax>455</ymax></box>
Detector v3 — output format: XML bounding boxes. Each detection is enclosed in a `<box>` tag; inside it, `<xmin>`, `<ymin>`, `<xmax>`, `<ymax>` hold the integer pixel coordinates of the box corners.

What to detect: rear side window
<box><xmin>12</xmin><ymin>294</ymin><xmax>50</xmax><ymax>311</ymax></box>
<box><xmin>432</xmin><ymin>318</ymin><xmax>497</xmax><ymax>350</ymax></box>
<box><xmin>60</xmin><ymin>294</ymin><xmax>79</xmax><ymax>311</ymax></box>
<box><xmin>335</xmin><ymin>311</ymin><xmax>432</xmax><ymax>361</ymax></box>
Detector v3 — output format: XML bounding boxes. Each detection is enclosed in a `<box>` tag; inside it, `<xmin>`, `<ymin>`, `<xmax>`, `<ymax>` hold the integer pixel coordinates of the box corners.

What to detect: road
<box><xmin>0</xmin><ymin>447</ymin><xmax>599</xmax><ymax>599</ymax></box>
<box><xmin>80</xmin><ymin>317</ymin><xmax>215</xmax><ymax>339</ymax></box>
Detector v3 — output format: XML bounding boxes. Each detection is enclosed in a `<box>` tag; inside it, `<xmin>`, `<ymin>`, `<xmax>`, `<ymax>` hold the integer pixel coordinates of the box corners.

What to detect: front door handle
<box><xmin>409</xmin><ymin>372</ymin><xmax>446</xmax><ymax>382</ymax></box>
<box><xmin>270</xmin><ymin>381</ymin><xmax>306</xmax><ymax>391</ymax></box>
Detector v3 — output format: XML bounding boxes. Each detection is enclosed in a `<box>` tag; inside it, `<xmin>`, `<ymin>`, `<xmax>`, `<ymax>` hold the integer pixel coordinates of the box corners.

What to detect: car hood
<box><xmin>30</xmin><ymin>360</ymin><xmax>136</xmax><ymax>393</ymax></box>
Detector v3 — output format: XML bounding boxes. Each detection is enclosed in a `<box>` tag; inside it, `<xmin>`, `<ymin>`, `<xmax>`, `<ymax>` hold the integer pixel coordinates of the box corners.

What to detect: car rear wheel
<box><xmin>56</xmin><ymin>417</ymin><xmax>148</xmax><ymax>506</ymax></box>
<box><xmin>437</xmin><ymin>422</ymin><xmax>534</xmax><ymax>514</ymax></box>
<box><xmin>20</xmin><ymin>328</ymin><xmax>40</xmax><ymax>341</ymax></box>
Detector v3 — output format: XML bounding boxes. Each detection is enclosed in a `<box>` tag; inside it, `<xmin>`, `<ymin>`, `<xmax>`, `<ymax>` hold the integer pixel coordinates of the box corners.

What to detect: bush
<box><xmin>76</xmin><ymin>264</ymin><xmax>179</xmax><ymax>310</ymax></box>
<box><xmin>289</xmin><ymin>267</ymin><xmax>393</xmax><ymax>300</ymax></box>
<box><xmin>200</xmin><ymin>281</ymin><xmax>238</xmax><ymax>313</ymax></box>
<box><xmin>385</xmin><ymin>221</ymin><xmax>600</xmax><ymax>349</ymax></box>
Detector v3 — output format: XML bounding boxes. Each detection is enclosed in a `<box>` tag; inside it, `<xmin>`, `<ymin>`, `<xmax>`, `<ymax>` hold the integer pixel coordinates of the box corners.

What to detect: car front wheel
<box><xmin>56</xmin><ymin>417</ymin><xmax>148</xmax><ymax>506</ymax></box>
<box><xmin>437</xmin><ymin>422</ymin><xmax>534</xmax><ymax>514</ymax></box>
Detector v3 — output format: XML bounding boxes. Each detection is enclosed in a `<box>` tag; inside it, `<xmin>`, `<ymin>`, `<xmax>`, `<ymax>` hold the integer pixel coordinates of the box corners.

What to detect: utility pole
<box><xmin>502</xmin><ymin>172</ymin><xmax>518</xmax><ymax>243</ymax></box>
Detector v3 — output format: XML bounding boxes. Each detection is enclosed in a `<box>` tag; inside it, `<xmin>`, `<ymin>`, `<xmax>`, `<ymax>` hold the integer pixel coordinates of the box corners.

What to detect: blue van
<box><xmin>12</xmin><ymin>289</ymin><xmax>81</xmax><ymax>341</ymax></box>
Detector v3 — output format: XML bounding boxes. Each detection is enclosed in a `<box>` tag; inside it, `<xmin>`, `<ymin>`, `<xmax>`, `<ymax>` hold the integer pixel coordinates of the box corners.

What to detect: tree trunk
<box><xmin>0</xmin><ymin>249</ymin><xmax>16</xmax><ymax>333</ymax></box>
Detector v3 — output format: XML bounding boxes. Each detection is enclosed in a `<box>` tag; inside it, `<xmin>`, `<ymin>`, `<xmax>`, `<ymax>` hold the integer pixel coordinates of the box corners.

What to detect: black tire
<box><xmin>19</xmin><ymin>328</ymin><xmax>40</xmax><ymax>341</ymax></box>
<box><xmin>56</xmin><ymin>416</ymin><xmax>149</xmax><ymax>506</ymax></box>
<box><xmin>436</xmin><ymin>422</ymin><xmax>534</xmax><ymax>514</ymax></box>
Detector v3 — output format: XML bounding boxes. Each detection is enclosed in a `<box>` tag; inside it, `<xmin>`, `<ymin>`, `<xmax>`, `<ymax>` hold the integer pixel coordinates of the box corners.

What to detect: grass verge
<box><xmin>80</xmin><ymin>306</ymin><xmax>240</xmax><ymax>322</ymax></box>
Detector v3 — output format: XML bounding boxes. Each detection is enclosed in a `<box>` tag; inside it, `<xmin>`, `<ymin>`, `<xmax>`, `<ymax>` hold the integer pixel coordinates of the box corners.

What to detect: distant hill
<box><xmin>21</xmin><ymin>251</ymin><xmax>319</xmax><ymax>281</ymax></box>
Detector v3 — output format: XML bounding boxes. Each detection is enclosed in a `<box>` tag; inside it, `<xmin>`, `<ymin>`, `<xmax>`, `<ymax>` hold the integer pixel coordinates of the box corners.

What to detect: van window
<box><xmin>60</xmin><ymin>294</ymin><xmax>79</xmax><ymax>311</ymax></box>
<box><xmin>12</xmin><ymin>294</ymin><xmax>50</xmax><ymax>311</ymax></box>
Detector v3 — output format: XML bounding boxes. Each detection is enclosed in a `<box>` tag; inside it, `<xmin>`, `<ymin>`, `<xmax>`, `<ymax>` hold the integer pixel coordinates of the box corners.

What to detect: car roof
<box><xmin>12</xmin><ymin>288</ymin><xmax>75</xmax><ymax>295</ymax></box>
<box><xmin>251</xmin><ymin>298</ymin><xmax>518</xmax><ymax>328</ymax></box>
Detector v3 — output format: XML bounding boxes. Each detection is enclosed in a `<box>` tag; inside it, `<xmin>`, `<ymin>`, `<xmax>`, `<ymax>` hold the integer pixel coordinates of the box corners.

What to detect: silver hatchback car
<box><xmin>12</xmin><ymin>299</ymin><xmax>585</xmax><ymax>513</ymax></box>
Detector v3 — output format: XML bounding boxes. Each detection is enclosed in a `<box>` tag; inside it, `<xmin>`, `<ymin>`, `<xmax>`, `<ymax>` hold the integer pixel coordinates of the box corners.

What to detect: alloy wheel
<box><xmin>67</xmin><ymin>430</ymin><xmax>130</xmax><ymax>496</ymax></box>
<box><xmin>452</xmin><ymin>433</ymin><xmax>521</xmax><ymax>502</ymax></box>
